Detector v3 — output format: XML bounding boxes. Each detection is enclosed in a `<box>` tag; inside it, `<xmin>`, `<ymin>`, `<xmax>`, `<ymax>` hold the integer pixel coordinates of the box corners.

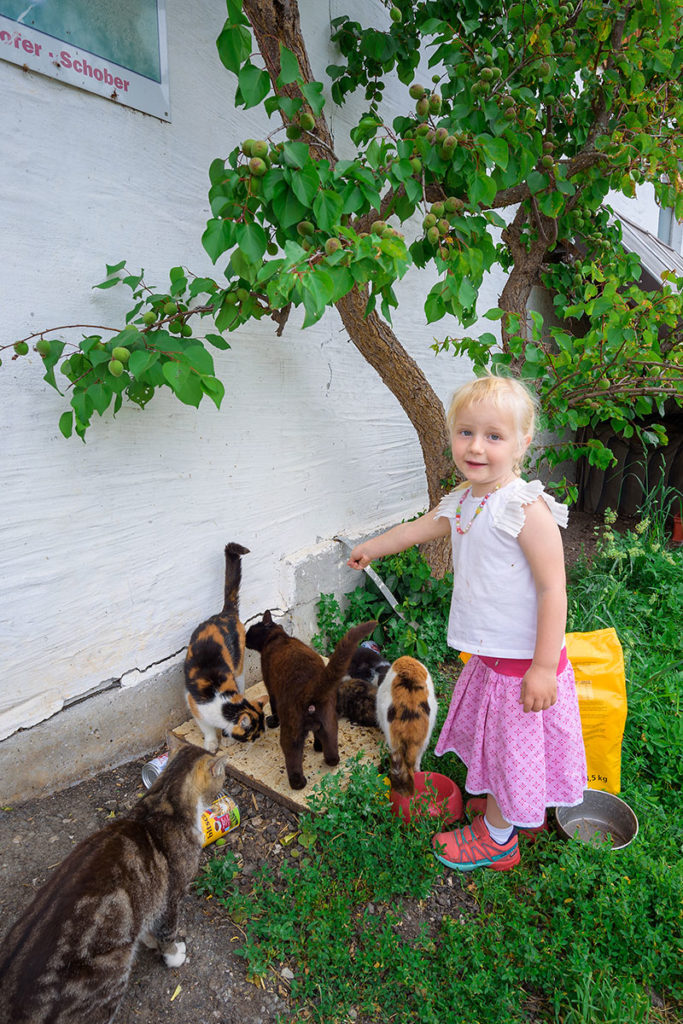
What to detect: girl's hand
<box><xmin>347</xmin><ymin>546</ymin><xmax>373</xmax><ymax>570</ymax></box>
<box><xmin>519</xmin><ymin>665</ymin><xmax>557</xmax><ymax>713</ymax></box>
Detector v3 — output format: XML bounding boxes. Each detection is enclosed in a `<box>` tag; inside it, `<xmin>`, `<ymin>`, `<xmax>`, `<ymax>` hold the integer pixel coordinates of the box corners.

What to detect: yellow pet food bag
<box><xmin>459</xmin><ymin>627</ymin><xmax>627</xmax><ymax>793</ymax></box>
<box><xmin>566</xmin><ymin>627</ymin><xmax>627</xmax><ymax>794</ymax></box>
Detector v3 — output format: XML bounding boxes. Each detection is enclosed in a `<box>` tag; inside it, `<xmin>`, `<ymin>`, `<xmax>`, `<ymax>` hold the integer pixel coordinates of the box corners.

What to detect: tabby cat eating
<box><xmin>184</xmin><ymin>542</ymin><xmax>266</xmax><ymax>751</ymax></box>
<box><xmin>245</xmin><ymin>611</ymin><xmax>377</xmax><ymax>789</ymax></box>
<box><xmin>0</xmin><ymin>734</ymin><xmax>229</xmax><ymax>1024</ymax></box>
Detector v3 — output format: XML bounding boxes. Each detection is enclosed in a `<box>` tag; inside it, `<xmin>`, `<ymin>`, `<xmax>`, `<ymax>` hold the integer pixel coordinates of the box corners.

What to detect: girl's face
<box><xmin>451</xmin><ymin>400</ymin><xmax>530</xmax><ymax>496</ymax></box>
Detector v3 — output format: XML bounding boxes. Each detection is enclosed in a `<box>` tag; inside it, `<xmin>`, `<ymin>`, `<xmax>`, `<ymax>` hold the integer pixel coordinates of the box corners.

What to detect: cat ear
<box><xmin>209</xmin><ymin>751</ymin><xmax>230</xmax><ymax>779</ymax></box>
<box><xmin>254</xmin><ymin>695</ymin><xmax>269</xmax><ymax>710</ymax></box>
<box><xmin>166</xmin><ymin>731</ymin><xmax>186</xmax><ymax>758</ymax></box>
<box><xmin>264</xmin><ymin>609</ymin><xmax>272</xmax><ymax>623</ymax></box>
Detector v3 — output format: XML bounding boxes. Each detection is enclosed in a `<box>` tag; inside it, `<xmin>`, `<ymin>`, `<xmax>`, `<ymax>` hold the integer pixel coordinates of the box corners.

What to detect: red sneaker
<box><xmin>432</xmin><ymin>814</ymin><xmax>520</xmax><ymax>872</ymax></box>
<box><xmin>465</xmin><ymin>797</ymin><xmax>549</xmax><ymax>842</ymax></box>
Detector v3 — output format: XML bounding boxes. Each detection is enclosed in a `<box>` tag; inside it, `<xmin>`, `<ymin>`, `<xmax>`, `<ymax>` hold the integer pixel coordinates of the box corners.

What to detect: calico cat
<box><xmin>245</xmin><ymin>611</ymin><xmax>377</xmax><ymax>789</ymax></box>
<box><xmin>0</xmin><ymin>734</ymin><xmax>229</xmax><ymax>1024</ymax></box>
<box><xmin>336</xmin><ymin>642</ymin><xmax>390</xmax><ymax>728</ymax></box>
<box><xmin>376</xmin><ymin>655</ymin><xmax>438</xmax><ymax>797</ymax></box>
<box><xmin>184</xmin><ymin>542</ymin><xmax>266</xmax><ymax>751</ymax></box>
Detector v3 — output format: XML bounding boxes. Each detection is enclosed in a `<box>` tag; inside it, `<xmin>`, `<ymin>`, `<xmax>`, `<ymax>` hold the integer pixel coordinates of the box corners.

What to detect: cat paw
<box><xmin>163</xmin><ymin>941</ymin><xmax>187</xmax><ymax>968</ymax></box>
<box><xmin>140</xmin><ymin>931</ymin><xmax>159</xmax><ymax>950</ymax></box>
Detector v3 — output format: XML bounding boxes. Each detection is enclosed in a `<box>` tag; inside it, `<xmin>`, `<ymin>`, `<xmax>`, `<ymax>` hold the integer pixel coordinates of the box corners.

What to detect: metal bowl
<box><xmin>555</xmin><ymin>789</ymin><xmax>638</xmax><ymax>850</ymax></box>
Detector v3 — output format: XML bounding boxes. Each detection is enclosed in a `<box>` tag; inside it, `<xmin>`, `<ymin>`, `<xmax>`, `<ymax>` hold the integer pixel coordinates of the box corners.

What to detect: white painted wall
<box><xmin>0</xmin><ymin>0</ymin><xmax>475</xmax><ymax>743</ymax></box>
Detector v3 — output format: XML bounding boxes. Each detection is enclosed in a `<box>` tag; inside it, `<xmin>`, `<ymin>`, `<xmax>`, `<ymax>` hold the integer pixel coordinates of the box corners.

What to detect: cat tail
<box><xmin>222</xmin><ymin>542</ymin><xmax>250</xmax><ymax>612</ymax></box>
<box><xmin>324</xmin><ymin>621</ymin><xmax>378</xmax><ymax>685</ymax></box>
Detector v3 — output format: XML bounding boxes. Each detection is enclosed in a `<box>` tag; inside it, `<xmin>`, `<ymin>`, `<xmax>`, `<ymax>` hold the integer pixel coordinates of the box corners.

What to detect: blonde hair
<box><xmin>446</xmin><ymin>375</ymin><xmax>537</xmax><ymax>474</ymax></box>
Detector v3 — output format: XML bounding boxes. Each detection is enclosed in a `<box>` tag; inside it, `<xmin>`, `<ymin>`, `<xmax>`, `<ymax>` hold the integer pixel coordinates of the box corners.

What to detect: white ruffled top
<box><xmin>434</xmin><ymin>478</ymin><xmax>569</xmax><ymax>658</ymax></box>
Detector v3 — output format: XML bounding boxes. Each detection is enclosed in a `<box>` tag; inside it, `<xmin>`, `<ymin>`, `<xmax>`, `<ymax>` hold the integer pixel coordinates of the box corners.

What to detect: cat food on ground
<box><xmin>141</xmin><ymin>752</ymin><xmax>169</xmax><ymax>787</ymax></box>
<box><xmin>201</xmin><ymin>795</ymin><xmax>240</xmax><ymax>846</ymax></box>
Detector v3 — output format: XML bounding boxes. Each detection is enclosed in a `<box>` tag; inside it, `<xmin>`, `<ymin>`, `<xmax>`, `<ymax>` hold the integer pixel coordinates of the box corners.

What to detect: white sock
<box><xmin>484</xmin><ymin>816</ymin><xmax>515</xmax><ymax>845</ymax></box>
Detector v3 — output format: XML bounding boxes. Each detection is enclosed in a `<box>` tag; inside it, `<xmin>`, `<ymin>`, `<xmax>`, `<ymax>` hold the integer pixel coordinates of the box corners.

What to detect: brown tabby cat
<box><xmin>0</xmin><ymin>734</ymin><xmax>229</xmax><ymax>1024</ymax></box>
<box><xmin>376</xmin><ymin>655</ymin><xmax>438</xmax><ymax>797</ymax></box>
<box><xmin>184</xmin><ymin>542</ymin><xmax>266</xmax><ymax>751</ymax></box>
<box><xmin>245</xmin><ymin>611</ymin><xmax>377</xmax><ymax>789</ymax></box>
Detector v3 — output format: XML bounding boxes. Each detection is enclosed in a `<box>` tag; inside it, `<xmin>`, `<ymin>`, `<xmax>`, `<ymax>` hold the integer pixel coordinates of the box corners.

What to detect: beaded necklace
<box><xmin>454</xmin><ymin>484</ymin><xmax>500</xmax><ymax>535</ymax></box>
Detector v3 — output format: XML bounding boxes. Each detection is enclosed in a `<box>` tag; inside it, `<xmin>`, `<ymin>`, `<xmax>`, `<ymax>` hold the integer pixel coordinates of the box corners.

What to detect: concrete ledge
<box><xmin>0</xmin><ymin>661</ymin><xmax>188</xmax><ymax>806</ymax></box>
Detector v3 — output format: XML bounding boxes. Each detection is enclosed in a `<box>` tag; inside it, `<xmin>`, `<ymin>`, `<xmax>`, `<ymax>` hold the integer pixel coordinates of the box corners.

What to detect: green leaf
<box><xmin>237</xmin><ymin>63</ymin><xmax>271</xmax><ymax>109</ymax></box>
<box><xmin>111</xmin><ymin>325</ymin><xmax>142</xmax><ymax>348</ymax></box>
<box><xmin>58</xmin><ymin>410</ymin><xmax>73</xmax><ymax>438</ymax></box>
<box><xmin>528</xmin><ymin>170</ymin><xmax>549</xmax><ymax>194</ymax></box>
<box><xmin>162</xmin><ymin>361</ymin><xmax>191</xmax><ymax>392</ymax></box>
<box><xmin>128</xmin><ymin>350</ymin><xmax>159</xmax><ymax>376</ymax></box>
<box><xmin>236</xmin><ymin>222</ymin><xmax>267</xmax><ymax>262</ymax></box>
<box><xmin>313</xmin><ymin>190</ymin><xmax>344</xmax><ymax>231</ymax></box>
<box><xmin>105</xmin><ymin>260</ymin><xmax>126</xmax><ymax>276</ymax></box>
<box><xmin>204</xmin><ymin>333</ymin><xmax>231</xmax><ymax>351</ymax></box>
<box><xmin>301</xmin><ymin>81</ymin><xmax>325</xmax><ymax>116</ymax></box>
<box><xmin>468</xmin><ymin>172</ymin><xmax>498</xmax><ymax>206</ymax></box>
<box><xmin>86</xmin><ymin>381</ymin><xmax>113</xmax><ymax>416</ymax></box>
<box><xmin>174</xmin><ymin>373</ymin><xmax>204</xmax><ymax>408</ymax></box>
<box><xmin>271</xmin><ymin>183</ymin><xmax>309</xmax><ymax>228</ymax></box>
<box><xmin>424</xmin><ymin>288</ymin><xmax>445</xmax><ymax>323</ymax></box>
<box><xmin>290</xmin><ymin>163</ymin><xmax>320</xmax><ymax>206</ymax></box>
<box><xmin>202</xmin><ymin>219</ymin><xmax>235</xmax><ymax>263</ymax></box>
<box><xmin>457</xmin><ymin>276</ymin><xmax>477</xmax><ymax>308</ymax></box>
<box><xmin>71</xmin><ymin>389</ymin><xmax>94</xmax><ymax>425</ymax></box>
<box><xmin>282</xmin><ymin>141</ymin><xmax>310</xmax><ymax>169</ymax></box>
<box><xmin>216</xmin><ymin>23</ymin><xmax>251</xmax><ymax>73</ymax></box>
<box><xmin>278</xmin><ymin>44</ymin><xmax>300</xmax><ymax>86</ymax></box>
<box><xmin>183</xmin><ymin>345</ymin><xmax>215</xmax><ymax>375</ymax></box>
<box><xmin>479</xmin><ymin>135</ymin><xmax>509</xmax><ymax>170</ymax></box>
<box><xmin>201</xmin><ymin>376</ymin><xmax>226</xmax><ymax>409</ymax></box>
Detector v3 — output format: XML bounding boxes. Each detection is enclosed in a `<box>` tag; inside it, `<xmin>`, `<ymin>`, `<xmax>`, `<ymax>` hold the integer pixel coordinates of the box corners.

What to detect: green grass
<box><xmin>198</xmin><ymin>510</ymin><xmax>683</xmax><ymax>1024</ymax></box>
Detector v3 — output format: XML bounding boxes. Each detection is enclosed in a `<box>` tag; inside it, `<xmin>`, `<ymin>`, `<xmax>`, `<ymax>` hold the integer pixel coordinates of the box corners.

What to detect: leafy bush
<box><xmin>312</xmin><ymin>544</ymin><xmax>455</xmax><ymax>669</ymax></box>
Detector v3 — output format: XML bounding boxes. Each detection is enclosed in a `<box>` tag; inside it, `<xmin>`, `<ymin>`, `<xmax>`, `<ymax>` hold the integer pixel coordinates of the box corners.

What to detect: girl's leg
<box><xmin>485</xmin><ymin>793</ymin><xmax>512</xmax><ymax>830</ymax></box>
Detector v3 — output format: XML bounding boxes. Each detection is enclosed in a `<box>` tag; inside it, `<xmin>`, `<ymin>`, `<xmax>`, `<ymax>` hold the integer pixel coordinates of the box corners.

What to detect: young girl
<box><xmin>347</xmin><ymin>375</ymin><xmax>587</xmax><ymax>872</ymax></box>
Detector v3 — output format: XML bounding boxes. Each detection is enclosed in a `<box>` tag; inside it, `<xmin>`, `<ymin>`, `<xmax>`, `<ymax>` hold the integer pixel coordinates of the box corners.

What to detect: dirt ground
<box><xmin>0</xmin><ymin>511</ymin><xmax>606</xmax><ymax>1024</ymax></box>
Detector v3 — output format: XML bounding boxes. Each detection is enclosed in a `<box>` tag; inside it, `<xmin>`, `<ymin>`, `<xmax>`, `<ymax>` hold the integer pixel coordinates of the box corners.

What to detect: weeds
<box><xmin>312</xmin><ymin>544</ymin><xmax>455</xmax><ymax>669</ymax></box>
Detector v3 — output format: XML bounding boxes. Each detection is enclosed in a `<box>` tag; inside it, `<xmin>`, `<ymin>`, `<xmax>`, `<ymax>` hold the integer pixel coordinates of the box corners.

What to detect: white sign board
<box><xmin>0</xmin><ymin>0</ymin><xmax>170</xmax><ymax>120</ymax></box>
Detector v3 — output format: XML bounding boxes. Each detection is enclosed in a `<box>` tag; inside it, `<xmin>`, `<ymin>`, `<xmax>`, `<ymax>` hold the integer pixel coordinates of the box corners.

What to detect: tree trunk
<box><xmin>243</xmin><ymin>0</ymin><xmax>453</xmax><ymax>576</ymax></box>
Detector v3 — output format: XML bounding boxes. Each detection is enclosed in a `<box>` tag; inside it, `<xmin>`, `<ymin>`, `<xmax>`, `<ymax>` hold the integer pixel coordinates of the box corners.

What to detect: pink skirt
<box><xmin>435</xmin><ymin>656</ymin><xmax>587</xmax><ymax>828</ymax></box>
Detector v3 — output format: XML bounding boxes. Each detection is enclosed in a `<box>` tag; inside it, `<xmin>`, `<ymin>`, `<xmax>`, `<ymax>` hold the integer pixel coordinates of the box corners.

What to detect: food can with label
<box><xmin>141</xmin><ymin>752</ymin><xmax>169</xmax><ymax>788</ymax></box>
<box><xmin>200</xmin><ymin>795</ymin><xmax>241</xmax><ymax>847</ymax></box>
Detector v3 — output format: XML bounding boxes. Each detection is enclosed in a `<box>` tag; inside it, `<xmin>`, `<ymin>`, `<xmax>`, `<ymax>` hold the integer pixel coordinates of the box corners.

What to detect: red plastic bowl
<box><xmin>389</xmin><ymin>771</ymin><xmax>463</xmax><ymax>824</ymax></box>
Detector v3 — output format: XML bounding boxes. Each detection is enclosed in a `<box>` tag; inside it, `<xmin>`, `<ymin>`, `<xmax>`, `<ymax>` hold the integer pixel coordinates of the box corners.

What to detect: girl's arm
<box><xmin>347</xmin><ymin>506</ymin><xmax>451</xmax><ymax>569</ymax></box>
<box><xmin>517</xmin><ymin>498</ymin><xmax>568</xmax><ymax>713</ymax></box>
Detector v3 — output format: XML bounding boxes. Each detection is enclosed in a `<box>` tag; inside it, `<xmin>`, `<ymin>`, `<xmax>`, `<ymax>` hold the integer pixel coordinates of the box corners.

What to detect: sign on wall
<box><xmin>0</xmin><ymin>0</ymin><xmax>170</xmax><ymax>120</ymax></box>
